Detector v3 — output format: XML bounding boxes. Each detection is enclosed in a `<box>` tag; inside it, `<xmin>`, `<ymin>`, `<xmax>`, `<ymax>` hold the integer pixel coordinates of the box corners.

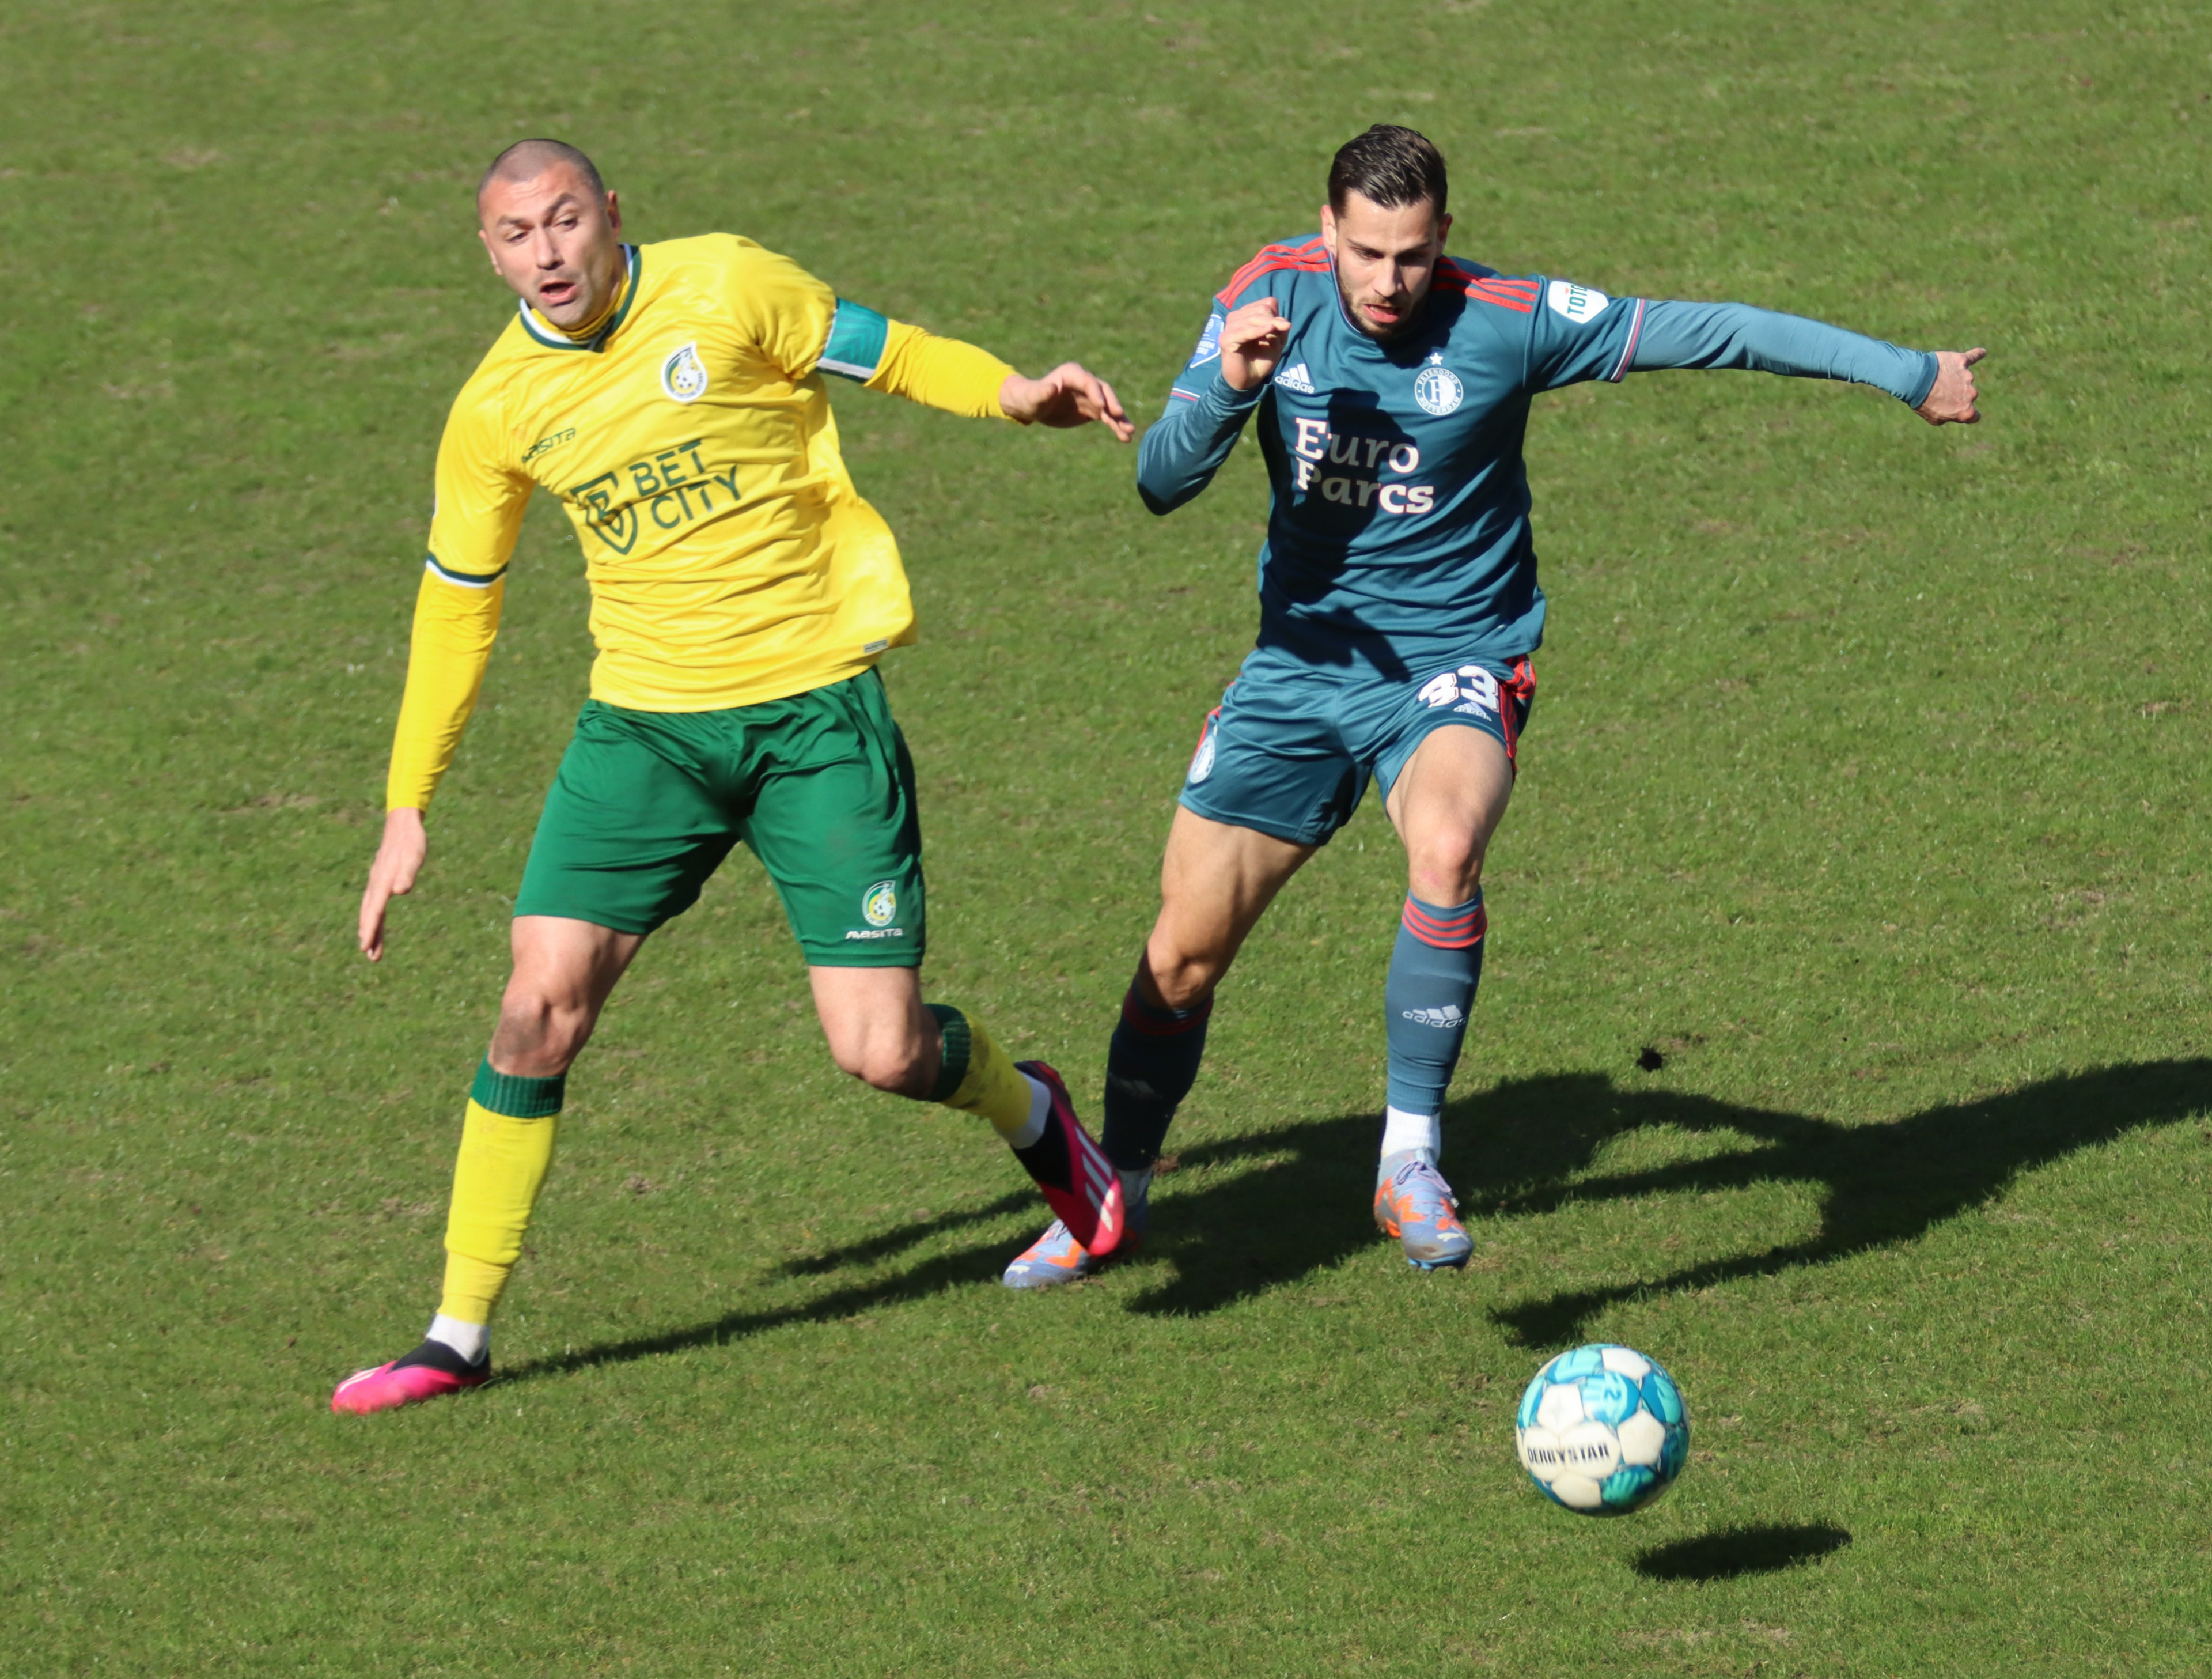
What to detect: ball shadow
<box><xmin>1633</xmin><ymin>1522</ymin><xmax>1851</xmax><ymax>1582</ymax></box>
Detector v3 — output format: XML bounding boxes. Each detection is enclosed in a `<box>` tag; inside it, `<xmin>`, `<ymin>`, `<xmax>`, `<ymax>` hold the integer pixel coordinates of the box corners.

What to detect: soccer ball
<box><xmin>1515</xmin><ymin>1343</ymin><xmax>1690</xmax><ymax>1515</ymax></box>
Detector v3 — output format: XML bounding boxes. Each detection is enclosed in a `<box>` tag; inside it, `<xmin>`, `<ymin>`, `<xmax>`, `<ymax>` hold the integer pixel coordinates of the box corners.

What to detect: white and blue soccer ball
<box><xmin>1515</xmin><ymin>1343</ymin><xmax>1690</xmax><ymax>1515</ymax></box>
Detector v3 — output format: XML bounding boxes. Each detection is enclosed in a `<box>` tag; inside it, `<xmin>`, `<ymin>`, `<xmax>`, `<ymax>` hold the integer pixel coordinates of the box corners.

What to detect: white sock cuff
<box><xmin>1009</xmin><ymin>1073</ymin><xmax>1050</xmax><ymax>1151</ymax></box>
<box><xmin>1381</xmin><ymin>1106</ymin><xmax>1441</xmax><ymax>1164</ymax></box>
<box><xmin>427</xmin><ymin>1313</ymin><xmax>488</xmax><ymax>1364</ymax></box>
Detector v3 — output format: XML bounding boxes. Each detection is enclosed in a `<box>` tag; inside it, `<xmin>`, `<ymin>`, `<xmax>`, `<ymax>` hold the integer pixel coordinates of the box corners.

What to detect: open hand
<box><xmin>999</xmin><ymin>363</ymin><xmax>1134</xmax><ymax>440</ymax></box>
<box><xmin>1220</xmin><ymin>297</ymin><xmax>1291</xmax><ymax>391</ymax></box>
<box><xmin>358</xmin><ymin>806</ymin><xmax>427</xmax><ymax>962</ymax></box>
<box><xmin>1915</xmin><ymin>347</ymin><xmax>1986</xmax><ymax>425</ymax></box>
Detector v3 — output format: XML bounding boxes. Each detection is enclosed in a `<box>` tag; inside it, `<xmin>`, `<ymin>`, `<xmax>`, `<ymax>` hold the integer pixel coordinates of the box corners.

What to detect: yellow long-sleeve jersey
<box><xmin>386</xmin><ymin>233</ymin><xmax>1015</xmax><ymax>811</ymax></box>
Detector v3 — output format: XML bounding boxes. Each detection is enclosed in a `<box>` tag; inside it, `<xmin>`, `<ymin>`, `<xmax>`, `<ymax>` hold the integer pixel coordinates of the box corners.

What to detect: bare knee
<box><xmin>831</xmin><ymin>1035</ymin><xmax>934</xmax><ymax>1097</ymax></box>
<box><xmin>808</xmin><ymin>968</ymin><xmax>937</xmax><ymax>1098</ymax></box>
<box><xmin>821</xmin><ymin>1008</ymin><xmax>936</xmax><ymax>1098</ymax></box>
<box><xmin>491</xmin><ymin>984</ymin><xmax>597</xmax><ymax>1077</ymax></box>
<box><xmin>1140</xmin><ymin>941</ymin><xmax>1224</xmax><ymax>1013</ymax></box>
<box><xmin>1406</xmin><ymin>838</ymin><xmax>1485</xmax><ymax>907</ymax></box>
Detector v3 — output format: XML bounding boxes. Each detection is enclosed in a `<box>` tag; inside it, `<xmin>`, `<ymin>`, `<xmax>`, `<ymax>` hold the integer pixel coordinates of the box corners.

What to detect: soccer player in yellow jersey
<box><xmin>333</xmin><ymin>139</ymin><xmax>1135</xmax><ymax>1415</ymax></box>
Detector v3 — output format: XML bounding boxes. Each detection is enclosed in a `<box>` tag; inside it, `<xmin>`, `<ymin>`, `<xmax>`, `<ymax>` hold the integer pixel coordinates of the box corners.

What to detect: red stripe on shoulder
<box><xmin>1464</xmin><ymin>279</ymin><xmax>1536</xmax><ymax>313</ymax></box>
<box><xmin>1215</xmin><ymin>237</ymin><xmax>1331</xmax><ymax>306</ymax></box>
<box><xmin>1433</xmin><ymin>263</ymin><xmax>1538</xmax><ymax>311</ymax></box>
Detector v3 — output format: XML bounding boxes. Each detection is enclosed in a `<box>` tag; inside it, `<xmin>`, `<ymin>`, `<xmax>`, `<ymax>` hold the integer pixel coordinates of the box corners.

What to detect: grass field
<box><xmin>6</xmin><ymin>1</ymin><xmax>2211</xmax><ymax>1672</ymax></box>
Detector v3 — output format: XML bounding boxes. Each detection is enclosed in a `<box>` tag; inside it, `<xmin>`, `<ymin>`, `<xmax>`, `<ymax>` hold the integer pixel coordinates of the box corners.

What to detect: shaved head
<box><xmin>478</xmin><ymin>138</ymin><xmax>605</xmax><ymax>209</ymax></box>
<box><xmin>475</xmin><ymin>139</ymin><xmax>623</xmax><ymax>331</ymax></box>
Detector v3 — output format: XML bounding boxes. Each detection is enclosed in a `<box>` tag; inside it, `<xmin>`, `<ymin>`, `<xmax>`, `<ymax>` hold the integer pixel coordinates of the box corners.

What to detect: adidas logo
<box><xmin>1400</xmin><ymin>1005</ymin><xmax>1466</xmax><ymax>1028</ymax></box>
<box><xmin>1274</xmin><ymin>361</ymin><xmax>1316</xmax><ymax>393</ymax></box>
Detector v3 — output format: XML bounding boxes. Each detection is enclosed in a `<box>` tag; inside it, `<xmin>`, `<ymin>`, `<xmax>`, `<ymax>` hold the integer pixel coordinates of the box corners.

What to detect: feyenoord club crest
<box><xmin>1412</xmin><ymin>351</ymin><xmax>1463</xmax><ymax>417</ymax></box>
<box><xmin>660</xmin><ymin>342</ymin><xmax>709</xmax><ymax>403</ymax></box>
<box><xmin>1186</xmin><ymin>724</ymin><xmax>1217</xmax><ymax>784</ymax></box>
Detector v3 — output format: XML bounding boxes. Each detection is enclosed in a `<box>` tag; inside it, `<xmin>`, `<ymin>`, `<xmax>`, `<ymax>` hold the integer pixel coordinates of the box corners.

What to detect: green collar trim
<box><xmin>517</xmin><ymin>244</ymin><xmax>641</xmax><ymax>353</ymax></box>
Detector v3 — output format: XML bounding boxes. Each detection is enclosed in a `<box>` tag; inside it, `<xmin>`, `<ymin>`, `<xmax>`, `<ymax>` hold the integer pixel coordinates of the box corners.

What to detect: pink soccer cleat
<box><xmin>330</xmin><ymin>1341</ymin><xmax>491</xmax><ymax>1415</ymax></box>
<box><xmin>1012</xmin><ymin>1061</ymin><xmax>1125</xmax><ymax>1258</ymax></box>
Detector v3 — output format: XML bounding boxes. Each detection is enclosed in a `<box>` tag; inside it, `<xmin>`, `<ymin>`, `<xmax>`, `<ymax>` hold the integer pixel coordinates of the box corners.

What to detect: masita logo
<box><xmin>660</xmin><ymin>342</ymin><xmax>709</xmax><ymax>403</ymax></box>
<box><xmin>522</xmin><ymin>426</ymin><xmax>575</xmax><ymax>465</ymax></box>
<box><xmin>1412</xmin><ymin>353</ymin><xmax>1463</xmax><ymax>417</ymax></box>
<box><xmin>1546</xmin><ymin>281</ymin><xmax>1611</xmax><ymax>323</ymax></box>
<box><xmin>862</xmin><ymin>880</ymin><xmax>899</xmax><ymax>927</ymax></box>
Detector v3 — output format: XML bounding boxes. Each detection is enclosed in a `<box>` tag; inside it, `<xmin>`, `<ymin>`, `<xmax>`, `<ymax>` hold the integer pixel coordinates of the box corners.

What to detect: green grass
<box><xmin>5</xmin><ymin>0</ymin><xmax>2211</xmax><ymax>1672</ymax></box>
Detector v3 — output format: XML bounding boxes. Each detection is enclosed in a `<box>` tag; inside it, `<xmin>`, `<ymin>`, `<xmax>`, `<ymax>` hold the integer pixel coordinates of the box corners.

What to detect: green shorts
<box><xmin>513</xmin><ymin>670</ymin><xmax>925</xmax><ymax>966</ymax></box>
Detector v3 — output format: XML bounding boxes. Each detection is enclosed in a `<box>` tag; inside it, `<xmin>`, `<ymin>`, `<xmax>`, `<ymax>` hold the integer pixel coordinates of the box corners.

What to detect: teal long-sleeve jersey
<box><xmin>1141</xmin><ymin>235</ymin><xmax>1940</xmax><ymax>678</ymax></box>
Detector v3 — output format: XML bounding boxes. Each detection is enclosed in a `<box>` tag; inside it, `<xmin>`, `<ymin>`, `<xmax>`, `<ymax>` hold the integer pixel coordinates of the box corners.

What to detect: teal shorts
<box><xmin>512</xmin><ymin>670</ymin><xmax>924</xmax><ymax>966</ymax></box>
<box><xmin>1178</xmin><ymin>646</ymin><xmax>1536</xmax><ymax>847</ymax></box>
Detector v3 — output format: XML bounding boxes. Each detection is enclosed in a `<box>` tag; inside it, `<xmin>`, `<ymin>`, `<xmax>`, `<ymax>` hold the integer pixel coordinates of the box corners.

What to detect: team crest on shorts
<box><xmin>1187</xmin><ymin>724</ymin><xmax>1217</xmax><ymax>785</ymax></box>
<box><xmin>861</xmin><ymin>880</ymin><xmax>899</xmax><ymax>927</ymax></box>
<box><xmin>660</xmin><ymin>342</ymin><xmax>709</xmax><ymax>403</ymax></box>
<box><xmin>1412</xmin><ymin>352</ymin><xmax>1464</xmax><ymax>417</ymax></box>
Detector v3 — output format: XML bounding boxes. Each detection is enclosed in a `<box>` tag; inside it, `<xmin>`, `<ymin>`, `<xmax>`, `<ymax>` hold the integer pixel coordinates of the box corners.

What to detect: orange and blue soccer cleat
<box><xmin>1373</xmin><ymin>1150</ymin><xmax>1473</xmax><ymax>1270</ymax></box>
<box><xmin>330</xmin><ymin>1340</ymin><xmax>491</xmax><ymax>1415</ymax></box>
<box><xmin>1010</xmin><ymin>1061</ymin><xmax>1125</xmax><ymax>1259</ymax></box>
<box><xmin>1002</xmin><ymin>1175</ymin><xmax>1149</xmax><ymax>1289</ymax></box>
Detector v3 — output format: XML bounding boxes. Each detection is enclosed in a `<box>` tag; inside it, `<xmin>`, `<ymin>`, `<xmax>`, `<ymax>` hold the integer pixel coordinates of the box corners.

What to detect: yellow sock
<box><xmin>438</xmin><ymin>1250</ymin><xmax>514</xmax><ymax>1328</ymax></box>
<box><xmin>926</xmin><ymin>1005</ymin><xmax>1036</xmax><ymax>1141</ymax></box>
<box><xmin>437</xmin><ymin>1062</ymin><xmax>563</xmax><ymax>1325</ymax></box>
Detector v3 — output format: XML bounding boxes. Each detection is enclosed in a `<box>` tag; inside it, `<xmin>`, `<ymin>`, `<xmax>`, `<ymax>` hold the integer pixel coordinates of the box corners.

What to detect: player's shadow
<box><xmin>505</xmin><ymin>1057</ymin><xmax>2210</xmax><ymax>1383</ymax></box>
<box><xmin>1633</xmin><ymin>1522</ymin><xmax>1851</xmax><ymax>1582</ymax></box>
<box><xmin>1122</xmin><ymin>1056</ymin><xmax>2212</xmax><ymax>1333</ymax></box>
<box><xmin>505</xmin><ymin>1190</ymin><xmax>1043</xmax><ymax>1384</ymax></box>
<box><xmin>1455</xmin><ymin>1057</ymin><xmax>2212</xmax><ymax>1349</ymax></box>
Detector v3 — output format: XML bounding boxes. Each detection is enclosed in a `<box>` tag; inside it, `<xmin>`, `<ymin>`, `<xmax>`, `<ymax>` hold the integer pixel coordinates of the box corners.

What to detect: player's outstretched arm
<box><xmin>1620</xmin><ymin>300</ymin><xmax>1982</xmax><ymax>418</ymax></box>
<box><xmin>857</xmin><ymin>318</ymin><xmax>1129</xmax><ymax>438</ymax></box>
<box><xmin>999</xmin><ymin>364</ymin><xmax>1134</xmax><ymax>439</ymax></box>
<box><xmin>359</xmin><ymin>807</ymin><xmax>427</xmax><ymax>962</ymax></box>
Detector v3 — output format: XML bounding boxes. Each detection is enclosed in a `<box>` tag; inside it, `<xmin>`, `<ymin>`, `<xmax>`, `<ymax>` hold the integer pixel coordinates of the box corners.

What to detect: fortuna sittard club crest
<box><xmin>660</xmin><ymin>342</ymin><xmax>709</xmax><ymax>403</ymax></box>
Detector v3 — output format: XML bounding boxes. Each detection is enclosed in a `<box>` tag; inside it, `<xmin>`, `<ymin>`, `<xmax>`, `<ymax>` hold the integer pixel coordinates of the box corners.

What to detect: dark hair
<box><xmin>1327</xmin><ymin>124</ymin><xmax>1448</xmax><ymax>218</ymax></box>
<box><xmin>478</xmin><ymin>138</ymin><xmax>606</xmax><ymax>206</ymax></box>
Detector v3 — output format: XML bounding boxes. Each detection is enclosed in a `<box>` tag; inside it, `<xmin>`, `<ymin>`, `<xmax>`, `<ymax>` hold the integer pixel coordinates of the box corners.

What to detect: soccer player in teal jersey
<box><xmin>1003</xmin><ymin>124</ymin><xmax>1984</xmax><ymax>1285</ymax></box>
